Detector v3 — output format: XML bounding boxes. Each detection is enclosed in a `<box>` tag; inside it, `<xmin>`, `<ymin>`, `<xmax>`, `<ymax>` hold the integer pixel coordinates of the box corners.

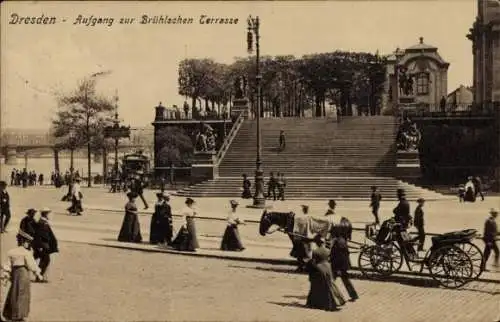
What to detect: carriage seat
<box><xmin>431</xmin><ymin>229</ymin><xmax>477</xmax><ymax>247</ymax></box>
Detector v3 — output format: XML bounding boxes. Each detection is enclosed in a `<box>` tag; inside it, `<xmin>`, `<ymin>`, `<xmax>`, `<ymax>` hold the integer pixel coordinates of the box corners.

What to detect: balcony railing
<box><xmin>398</xmin><ymin>103</ymin><xmax>495</xmax><ymax>118</ymax></box>
<box><xmin>155</xmin><ymin>110</ymin><xmax>231</xmax><ymax>121</ymax></box>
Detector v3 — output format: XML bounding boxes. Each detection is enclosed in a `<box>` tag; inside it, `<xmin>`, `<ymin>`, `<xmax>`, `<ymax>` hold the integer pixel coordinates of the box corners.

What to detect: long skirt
<box><xmin>220</xmin><ymin>225</ymin><xmax>244</xmax><ymax>251</ymax></box>
<box><xmin>118</xmin><ymin>212</ymin><xmax>142</xmax><ymax>243</ymax></box>
<box><xmin>464</xmin><ymin>188</ymin><xmax>476</xmax><ymax>202</ymax></box>
<box><xmin>171</xmin><ymin>218</ymin><xmax>199</xmax><ymax>251</ymax></box>
<box><xmin>149</xmin><ymin>217</ymin><xmax>173</xmax><ymax>245</ymax></box>
<box><xmin>67</xmin><ymin>197</ymin><xmax>83</xmax><ymax>214</ymax></box>
<box><xmin>2</xmin><ymin>266</ymin><xmax>31</xmax><ymax>321</ymax></box>
<box><xmin>241</xmin><ymin>188</ymin><xmax>252</xmax><ymax>199</ymax></box>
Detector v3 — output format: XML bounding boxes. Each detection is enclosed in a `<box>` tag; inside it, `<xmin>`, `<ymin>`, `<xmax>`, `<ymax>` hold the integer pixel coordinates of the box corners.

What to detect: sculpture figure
<box><xmin>396</xmin><ymin>118</ymin><xmax>421</xmax><ymax>151</ymax></box>
<box><xmin>234</xmin><ymin>76</ymin><xmax>247</xmax><ymax>99</ymax></box>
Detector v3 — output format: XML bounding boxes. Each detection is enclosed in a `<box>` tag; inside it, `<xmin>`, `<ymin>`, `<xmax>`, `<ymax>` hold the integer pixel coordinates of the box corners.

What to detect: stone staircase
<box><xmin>176</xmin><ymin>116</ymin><xmax>447</xmax><ymax>200</ymax></box>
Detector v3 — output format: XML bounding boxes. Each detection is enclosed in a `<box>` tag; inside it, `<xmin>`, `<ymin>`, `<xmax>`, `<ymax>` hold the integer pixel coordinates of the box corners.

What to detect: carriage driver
<box><xmin>393</xmin><ymin>189</ymin><xmax>411</xmax><ymax>230</ymax></box>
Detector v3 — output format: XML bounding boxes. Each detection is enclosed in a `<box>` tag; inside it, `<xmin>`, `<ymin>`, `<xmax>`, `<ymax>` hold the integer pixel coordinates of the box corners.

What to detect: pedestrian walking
<box><xmin>266</xmin><ymin>172</ymin><xmax>277</xmax><ymax>200</ymax></box>
<box><xmin>68</xmin><ymin>178</ymin><xmax>83</xmax><ymax>216</ymax></box>
<box><xmin>414</xmin><ymin>198</ymin><xmax>426</xmax><ymax>251</ymax></box>
<box><xmin>370</xmin><ymin>186</ymin><xmax>382</xmax><ymax>224</ymax></box>
<box><xmin>33</xmin><ymin>208</ymin><xmax>59</xmax><ymax>282</ymax></box>
<box><xmin>149</xmin><ymin>192</ymin><xmax>173</xmax><ymax>245</ymax></box>
<box><xmin>1</xmin><ymin>230</ymin><xmax>44</xmax><ymax>322</ymax></box>
<box><xmin>220</xmin><ymin>200</ymin><xmax>245</xmax><ymax>251</ymax></box>
<box><xmin>330</xmin><ymin>235</ymin><xmax>359</xmax><ymax>302</ymax></box>
<box><xmin>277</xmin><ymin>173</ymin><xmax>286</xmax><ymax>201</ymax></box>
<box><xmin>0</xmin><ymin>181</ymin><xmax>11</xmax><ymax>233</ymax></box>
<box><xmin>481</xmin><ymin>208</ymin><xmax>499</xmax><ymax>271</ymax></box>
<box><xmin>131</xmin><ymin>174</ymin><xmax>149</xmax><ymax>209</ymax></box>
<box><xmin>171</xmin><ymin>198</ymin><xmax>199</xmax><ymax>252</ymax></box>
<box><xmin>19</xmin><ymin>208</ymin><xmax>38</xmax><ymax>238</ymax></box>
<box><xmin>304</xmin><ymin>237</ymin><xmax>344</xmax><ymax>311</ymax></box>
<box><xmin>473</xmin><ymin>176</ymin><xmax>485</xmax><ymax>201</ymax></box>
<box><xmin>117</xmin><ymin>192</ymin><xmax>143</xmax><ymax>243</ymax></box>
<box><xmin>464</xmin><ymin>176</ymin><xmax>476</xmax><ymax>202</ymax></box>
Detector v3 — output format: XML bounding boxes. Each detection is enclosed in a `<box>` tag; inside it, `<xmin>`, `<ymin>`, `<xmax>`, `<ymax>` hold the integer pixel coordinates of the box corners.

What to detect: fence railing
<box><xmin>157</xmin><ymin>110</ymin><xmax>231</xmax><ymax>121</ymax></box>
<box><xmin>215</xmin><ymin>112</ymin><xmax>245</xmax><ymax>166</ymax></box>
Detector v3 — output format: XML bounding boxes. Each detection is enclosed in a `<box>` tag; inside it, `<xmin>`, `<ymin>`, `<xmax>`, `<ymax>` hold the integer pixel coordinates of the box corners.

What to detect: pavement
<box><xmin>2</xmin><ymin>186</ymin><xmax>500</xmax><ymax>282</ymax></box>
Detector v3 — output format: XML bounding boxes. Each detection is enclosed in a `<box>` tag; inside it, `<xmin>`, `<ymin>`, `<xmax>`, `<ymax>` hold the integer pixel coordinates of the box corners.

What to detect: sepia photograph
<box><xmin>0</xmin><ymin>0</ymin><xmax>499</xmax><ymax>321</ymax></box>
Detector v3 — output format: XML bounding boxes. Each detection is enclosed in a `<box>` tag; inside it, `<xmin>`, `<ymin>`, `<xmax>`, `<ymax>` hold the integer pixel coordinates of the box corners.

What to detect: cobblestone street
<box><xmin>0</xmin><ymin>186</ymin><xmax>499</xmax><ymax>321</ymax></box>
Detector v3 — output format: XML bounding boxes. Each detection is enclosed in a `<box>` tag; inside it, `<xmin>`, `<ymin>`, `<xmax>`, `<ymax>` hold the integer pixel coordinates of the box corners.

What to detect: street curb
<box><xmin>67</xmin><ymin>239</ymin><xmax>500</xmax><ymax>285</ymax></box>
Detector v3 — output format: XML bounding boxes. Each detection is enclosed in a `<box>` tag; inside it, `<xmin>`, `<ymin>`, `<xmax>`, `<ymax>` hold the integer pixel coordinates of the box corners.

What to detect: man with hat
<box><xmin>33</xmin><ymin>208</ymin><xmax>59</xmax><ymax>282</ymax></box>
<box><xmin>370</xmin><ymin>186</ymin><xmax>382</xmax><ymax>225</ymax></box>
<box><xmin>482</xmin><ymin>208</ymin><xmax>499</xmax><ymax>271</ymax></box>
<box><xmin>0</xmin><ymin>181</ymin><xmax>11</xmax><ymax>233</ymax></box>
<box><xmin>131</xmin><ymin>172</ymin><xmax>148</xmax><ymax>209</ymax></box>
<box><xmin>301</xmin><ymin>205</ymin><xmax>309</xmax><ymax>215</ymax></box>
<box><xmin>413</xmin><ymin>198</ymin><xmax>426</xmax><ymax>251</ymax></box>
<box><xmin>19</xmin><ymin>208</ymin><xmax>38</xmax><ymax>238</ymax></box>
<box><xmin>393</xmin><ymin>189</ymin><xmax>411</xmax><ymax>230</ymax></box>
<box><xmin>325</xmin><ymin>199</ymin><xmax>336</xmax><ymax>216</ymax></box>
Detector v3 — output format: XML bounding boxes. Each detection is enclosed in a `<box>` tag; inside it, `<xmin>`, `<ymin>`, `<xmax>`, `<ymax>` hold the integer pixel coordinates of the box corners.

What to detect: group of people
<box><xmin>10</xmin><ymin>168</ymin><xmax>43</xmax><ymax>188</ymax></box>
<box><xmin>194</xmin><ymin>127</ymin><xmax>218</xmax><ymax>152</ymax></box>
<box><xmin>459</xmin><ymin>176</ymin><xmax>485</xmax><ymax>202</ymax></box>
<box><xmin>117</xmin><ymin>193</ymin><xmax>246</xmax><ymax>253</ymax></box>
<box><xmin>240</xmin><ymin>172</ymin><xmax>287</xmax><ymax>201</ymax></box>
<box><xmin>1</xmin><ymin>207</ymin><xmax>59</xmax><ymax>322</ymax></box>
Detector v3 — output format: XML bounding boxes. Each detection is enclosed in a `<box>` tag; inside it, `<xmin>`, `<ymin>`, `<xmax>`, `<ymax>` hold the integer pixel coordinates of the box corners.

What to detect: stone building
<box><xmin>383</xmin><ymin>37</ymin><xmax>450</xmax><ymax>113</ymax></box>
<box><xmin>467</xmin><ymin>0</ymin><xmax>500</xmax><ymax>107</ymax></box>
<box><xmin>446</xmin><ymin>85</ymin><xmax>474</xmax><ymax>111</ymax></box>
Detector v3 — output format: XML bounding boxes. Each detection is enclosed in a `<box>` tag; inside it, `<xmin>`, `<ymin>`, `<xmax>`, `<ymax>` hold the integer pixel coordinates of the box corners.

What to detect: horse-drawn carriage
<box><xmin>259</xmin><ymin>210</ymin><xmax>484</xmax><ymax>289</ymax></box>
<box><xmin>359</xmin><ymin>219</ymin><xmax>484</xmax><ymax>289</ymax></box>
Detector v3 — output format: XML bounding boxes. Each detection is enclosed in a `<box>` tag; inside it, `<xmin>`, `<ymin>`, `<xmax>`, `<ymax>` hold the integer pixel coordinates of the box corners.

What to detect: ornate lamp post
<box><xmin>104</xmin><ymin>93</ymin><xmax>130</xmax><ymax>192</ymax></box>
<box><xmin>69</xmin><ymin>131</ymin><xmax>75</xmax><ymax>175</ymax></box>
<box><xmin>247</xmin><ymin>15</ymin><xmax>266</xmax><ymax>208</ymax></box>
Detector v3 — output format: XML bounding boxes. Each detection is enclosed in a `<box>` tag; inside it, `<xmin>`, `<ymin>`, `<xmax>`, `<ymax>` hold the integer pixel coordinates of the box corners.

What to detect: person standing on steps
<box><xmin>370</xmin><ymin>186</ymin><xmax>382</xmax><ymax>224</ymax></box>
<box><xmin>413</xmin><ymin>198</ymin><xmax>426</xmax><ymax>252</ymax></box>
<box><xmin>279</xmin><ymin>130</ymin><xmax>286</xmax><ymax>151</ymax></box>
<box><xmin>0</xmin><ymin>181</ymin><xmax>11</xmax><ymax>233</ymax></box>
<box><xmin>481</xmin><ymin>208</ymin><xmax>499</xmax><ymax>272</ymax></box>
<box><xmin>33</xmin><ymin>208</ymin><xmax>59</xmax><ymax>283</ymax></box>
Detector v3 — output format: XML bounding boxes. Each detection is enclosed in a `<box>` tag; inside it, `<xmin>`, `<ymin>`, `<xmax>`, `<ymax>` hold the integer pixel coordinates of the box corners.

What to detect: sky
<box><xmin>1</xmin><ymin>0</ymin><xmax>477</xmax><ymax>130</ymax></box>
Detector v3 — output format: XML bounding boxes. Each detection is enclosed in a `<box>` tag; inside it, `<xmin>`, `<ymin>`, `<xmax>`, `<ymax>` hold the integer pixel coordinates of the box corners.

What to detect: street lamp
<box><xmin>247</xmin><ymin>15</ymin><xmax>266</xmax><ymax>208</ymax></box>
<box><xmin>69</xmin><ymin>131</ymin><xmax>75</xmax><ymax>175</ymax></box>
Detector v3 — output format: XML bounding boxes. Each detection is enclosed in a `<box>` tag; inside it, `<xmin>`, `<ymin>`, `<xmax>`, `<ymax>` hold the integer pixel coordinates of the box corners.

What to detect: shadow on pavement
<box><xmin>268</xmin><ymin>301</ymin><xmax>308</xmax><ymax>309</ymax></box>
<box><xmin>283</xmin><ymin>294</ymin><xmax>307</xmax><ymax>300</ymax></box>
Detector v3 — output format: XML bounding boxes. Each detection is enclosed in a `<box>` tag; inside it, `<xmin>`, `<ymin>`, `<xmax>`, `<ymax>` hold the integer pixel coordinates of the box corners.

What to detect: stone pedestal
<box><xmin>232</xmin><ymin>98</ymin><xmax>250</xmax><ymax>118</ymax></box>
<box><xmin>191</xmin><ymin>151</ymin><xmax>218</xmax><ymax>184</ymax></box>
<box><xmin>4</xmin><ymin>146</ymin><xmax>17</xmax><ymax>165</ymax></box>
<box><xmin>395</xmin><ymin>150</ymin><xmax>422</xmax><ymax>180</ymax></box>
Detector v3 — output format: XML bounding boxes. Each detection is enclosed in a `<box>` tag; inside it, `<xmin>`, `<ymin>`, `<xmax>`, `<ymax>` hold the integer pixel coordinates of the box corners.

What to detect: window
<box><xmin>416</xmin><ymin>73</ymin><xmax>429</xmax><ymax>95</ymax></box>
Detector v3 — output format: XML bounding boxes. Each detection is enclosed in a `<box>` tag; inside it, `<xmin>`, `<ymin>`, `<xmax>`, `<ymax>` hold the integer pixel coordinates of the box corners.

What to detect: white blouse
<box><xmin>180</xmin><ymin>206</ymin><xmax>196</xmax><ymax>223</ymax></box>
<box><xmin>2</xmin><ymin>246</ymin><xmax>41</xmax><ymax>275</ymax></box>
<box><xmin>72</xmin><ymin>183</ymin><xmax>82</xmax><ymax>200</ymax></box>
<box><xmin>227</xmin><ymin>211</ymin><xmax>244</xmax><ymax>226</ymax></box>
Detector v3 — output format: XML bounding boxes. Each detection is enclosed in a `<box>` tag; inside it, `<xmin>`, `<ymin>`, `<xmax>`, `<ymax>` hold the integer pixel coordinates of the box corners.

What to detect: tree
<box><xmin>52</xmin><ymin>76</ymin><xmax>115</xmax><ymax>186</ymax></box>
<box><xmin>155</xmin><ymin>126</ymin><xmax>194</xmax><ymax>174</ymax></box>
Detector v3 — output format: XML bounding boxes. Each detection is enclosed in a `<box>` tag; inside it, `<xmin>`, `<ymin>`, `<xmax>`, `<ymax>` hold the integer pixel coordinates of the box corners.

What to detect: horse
<box><xmin>259</xmin><ymin>210</ymin><xmax>353</xmax><ymax>271</ymax></box>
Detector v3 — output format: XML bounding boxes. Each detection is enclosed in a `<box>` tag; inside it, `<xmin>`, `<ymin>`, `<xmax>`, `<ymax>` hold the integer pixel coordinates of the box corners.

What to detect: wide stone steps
<box><xmin>175</xmin><ymin>177</ymin><xmax>446</xmax><ymax>200</ymax></box>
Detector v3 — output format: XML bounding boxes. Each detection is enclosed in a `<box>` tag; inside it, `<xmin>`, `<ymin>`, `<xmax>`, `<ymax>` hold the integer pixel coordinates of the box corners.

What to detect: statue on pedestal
<box><xmin>234</xmin><ymin>76</ymin><xmax>247</xmax><ymax>99</ymax></box>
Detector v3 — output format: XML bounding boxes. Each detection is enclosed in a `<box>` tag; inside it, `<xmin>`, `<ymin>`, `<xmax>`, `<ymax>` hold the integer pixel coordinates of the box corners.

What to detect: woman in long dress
<box><xmin>171</xmin><ymin>198</ymin><xmax>199</xmax><ymax>252</ymax></box>
<box><xmin>1</xmin><ymin>230</ymin><xmax>44</xmax><ymax>322</ymax></box>
<box><xmin>241</xmin><ymin>174</ymin><xmax>252</xmax><ymax>199</ymax></box>
<box><xmin>67</xmin><ymin>178</ymin><xmax>83</xmax><ymax>216</ymax></box>
<box><xmin>117</xmin><ymin>192</ymin><xmax>143</xmax><ymax>243</ymax></box>
<box><xmin>220</xmin><ymin>200</ymin><xmax>245</xmax><ymax>251</ymax></box>
<box><xmin>149</xmin><ymin>192</ymin><xmax>173</xmax><ymax>245</ymax></box>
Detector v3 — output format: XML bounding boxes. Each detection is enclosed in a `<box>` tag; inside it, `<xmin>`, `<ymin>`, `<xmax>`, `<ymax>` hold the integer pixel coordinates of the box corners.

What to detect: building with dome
<box><xmin>383</xmin><ymin>37</ymin><xmax>450</xmax><ymax>113</ymax></box>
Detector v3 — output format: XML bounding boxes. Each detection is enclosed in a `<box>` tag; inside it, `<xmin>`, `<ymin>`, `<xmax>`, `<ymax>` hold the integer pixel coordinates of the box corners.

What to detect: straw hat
<box><xmin>40</xmin><ymin>207</ymin><xmax>51</xmax><ymax>214</ymax></box>
<box><xmin>490</xmin><ymin>208</ymin><xmax>498</xmax><ymax>215</ymax></box>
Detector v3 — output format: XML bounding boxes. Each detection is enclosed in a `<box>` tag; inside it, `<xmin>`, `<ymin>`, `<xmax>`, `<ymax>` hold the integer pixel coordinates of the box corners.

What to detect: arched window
<box><xmin>416</xmin><ymin>73</ymin><xmax>429</xmax><ymax>95</ymax></box>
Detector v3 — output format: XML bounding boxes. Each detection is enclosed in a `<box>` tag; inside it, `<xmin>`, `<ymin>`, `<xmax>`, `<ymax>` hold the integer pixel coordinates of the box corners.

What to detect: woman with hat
<box><xmin>117</xmin><ymin>192</ymin><xmax>143</xmax><ymax>243</ymax></box>
<box><xmin>149</xmin><ymin>192</ymin><xmax>173</xmax><ymax>245</ymax></box>
<box><xmin>67</xmin><ymin>177</ymin><xmax>83</xmax><ymax>216</ymax></box>
<box><xmin>1</xmin><ymin>230</ymin><xmax>43</xmax><ymax>321</ymax></box>
<box><xmin>241</xmin><ymin>174</ymin><xmax>252</xmax><ymax>199</ymax></box>
<box><xmin>33</xmin><ymin>208</ymin><xmax>59</xmax><ymax>283</ymax></box>
<box><xmin>220</xmin><ymin>200</ymin><xmax>245</xmax><ymax>251</ymax></box>
<box><xmin>171</xmin><ymin>198</ymin><xmax>199</xmax><ymax>252</ymax></box>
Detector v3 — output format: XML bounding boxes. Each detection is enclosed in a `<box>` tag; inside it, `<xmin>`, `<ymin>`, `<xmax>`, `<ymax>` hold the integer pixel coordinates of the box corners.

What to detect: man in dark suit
<box><xmin>19</xmin><ymin>208</ymin><xmax>38</xmax><ymax>238</ymax></box>
<box><xmin>325</xmin><ymin>199</ymin><xmax>336</xmax><ymax>216</ymax></box>
<box><xmin>482</xmin><ymin>208</ymin><xmax>499</xmax><ymax>271</ymax></box>
<box><xmin>131</xmin><ymin>173</ymin><xmax>148</xmax><ymax>209</ymax></box>
<box><xmin>413</xmin><ymin>198</ymin><xmax>426</xmax><ymax>251</ymax></box>
<box><xmin>393</xmin><ymin>189</ymin><xmax>411</xmax><ymax>230</ymax></box>
<box><xmin>279</xmin><ymin>130</ymin><xmax>286</xmax><ymax>151</ymax></box>
<box><xmin>0</xmin><ymin>181</ymin><xmax>11</xmax><ymax>233</ymax></box>
<box><xmin>34</xmin><ymin>208</ymin><xmax>59</xmax><ymax>282</ymax></box>
<box><xmin>370</xmin><ymin>186</ymin><xmax>382</xmax><ymax>224</ymax></box>
<box><xmin>266</xmin><ymin>172</ymin><xmax>276</xmax><ymax>200</ymax></box>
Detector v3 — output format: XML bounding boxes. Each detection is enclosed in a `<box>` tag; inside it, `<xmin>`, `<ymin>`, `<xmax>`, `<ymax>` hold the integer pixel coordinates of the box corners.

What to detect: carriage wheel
<box><xmin>428</xmin><ymin>245</ymin><xmax>474</xmax><ymax>289</ymax></box>
<box><xmin>358</xmin><ymin>243</ymin><xmax>403</xmax><ymax>278</ymax></box>
<box><xmin>456</xmin><ymin>242</ymin><xmax>484</xmax><ymax>279</ymax></box>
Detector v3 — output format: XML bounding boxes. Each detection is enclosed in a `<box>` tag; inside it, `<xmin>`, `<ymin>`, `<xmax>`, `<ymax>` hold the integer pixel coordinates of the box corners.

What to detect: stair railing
<box><xmin>215</xmin><ymin>112</ymin><xmax>245</xmax><ymax>166</ymax></box>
